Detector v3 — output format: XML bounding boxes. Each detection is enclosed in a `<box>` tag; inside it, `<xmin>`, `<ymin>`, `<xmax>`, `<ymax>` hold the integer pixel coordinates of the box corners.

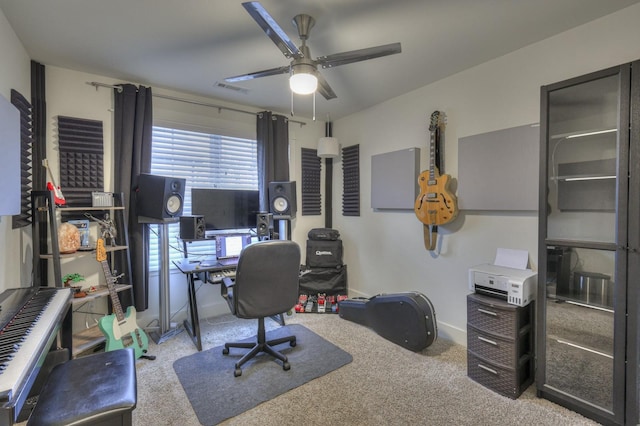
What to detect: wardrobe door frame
<box><xmin>536</xmin><ymin>63</ymin><xmax>632</xmax><ymax>426</ymax></box>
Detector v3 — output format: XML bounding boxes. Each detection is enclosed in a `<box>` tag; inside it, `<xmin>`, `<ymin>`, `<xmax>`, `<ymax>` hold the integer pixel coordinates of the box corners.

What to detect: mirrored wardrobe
<box><xmin>537</xmin><ymin>60</ymin><xmax>640</xmax><ymax>425</ymax></box>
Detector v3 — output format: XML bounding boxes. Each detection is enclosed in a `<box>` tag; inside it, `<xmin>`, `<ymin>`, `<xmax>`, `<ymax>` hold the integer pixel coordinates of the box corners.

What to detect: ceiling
<box><xmin>1</xmin><ymin>0</ymin><xmax>639</xmax><ymax>120</ymax></box>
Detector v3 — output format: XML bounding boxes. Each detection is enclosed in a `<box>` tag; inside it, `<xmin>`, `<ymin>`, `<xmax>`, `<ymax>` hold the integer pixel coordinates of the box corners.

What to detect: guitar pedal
<box><xmin>317</xmin><ymin>293</ymin><xmax>326</xmax><ymax>313</ymax></box>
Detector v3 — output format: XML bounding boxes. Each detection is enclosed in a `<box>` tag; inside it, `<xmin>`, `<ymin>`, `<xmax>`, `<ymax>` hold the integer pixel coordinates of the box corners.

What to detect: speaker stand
<box><xmin>272</xmin><ymin>218</ymin><xmax>291</xmax><ymax>326</ymax></box>
<box><xmin>278</xmin><ymin>219</ymin><xmax>290</xmax><ymax>241</ymax></box>
<box><xmin>139</xmin><ymin>217</ymin><xmax>184</xmax><ymax>344</ymax></box>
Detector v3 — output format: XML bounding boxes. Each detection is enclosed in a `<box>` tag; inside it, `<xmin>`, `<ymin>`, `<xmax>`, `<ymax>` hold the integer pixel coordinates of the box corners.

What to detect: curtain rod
<box><xmin>87</xmin><ymin>81</ymin><xmax>306</xmax><ymax>127</ymax></box>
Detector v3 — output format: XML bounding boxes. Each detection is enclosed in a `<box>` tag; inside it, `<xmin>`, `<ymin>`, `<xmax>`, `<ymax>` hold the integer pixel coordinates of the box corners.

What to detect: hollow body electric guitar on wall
<box><xmin>414</xmin><ymin>111</ymin><xmax>458</xmax><ymax>250</ymax></box>
<box><xmin>96</xmin><ymin>239</ymin><xmax>150</xmax><ymax>359</ymax></box>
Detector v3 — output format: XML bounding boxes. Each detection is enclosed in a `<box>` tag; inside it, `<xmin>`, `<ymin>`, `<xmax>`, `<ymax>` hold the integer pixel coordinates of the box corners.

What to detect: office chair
<box><xmin>220</xmin><ymin>240</ymin><xmax>301</xmax><ymax>377</ymax></box>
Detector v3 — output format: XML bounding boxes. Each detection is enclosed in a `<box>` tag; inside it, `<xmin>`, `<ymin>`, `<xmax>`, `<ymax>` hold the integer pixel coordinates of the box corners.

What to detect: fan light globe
<box><xmin>289</xmin><ymin>73</ymin><xmax>318</xmax><ymax>95</ymax></box>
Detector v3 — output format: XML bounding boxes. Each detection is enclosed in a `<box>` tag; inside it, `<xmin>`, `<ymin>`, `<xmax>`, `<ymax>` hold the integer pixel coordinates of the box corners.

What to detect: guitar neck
<box><xmin>429</xmin><ymin>128</ymin><xmax>437</xmax><ymax>180</ymax></box>
<box><xmin>100</xmin><ymin>259</ymin><xmax>125</xmax><ymax>322</ymax></box>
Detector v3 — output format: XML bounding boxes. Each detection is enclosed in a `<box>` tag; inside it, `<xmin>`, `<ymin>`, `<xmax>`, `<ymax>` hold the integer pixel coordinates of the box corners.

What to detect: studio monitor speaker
<box><xmin>268</xmin><ymin>181</ymin><xmax>297</xmax><ymax>220</ymax></box>
<box><xmin>256</xmin><ymin>212</ymin><xmax>273</xmax><ymax>239</ymax></box>
<box><xmin>136</xmin><ymin>173</ymin><xmax>186</xmax><ymax>220</ymax></box>
<box><xmin>180</xmin><ymin>215</ymin><xmax>205</xmax><ymax>240</ymax></box>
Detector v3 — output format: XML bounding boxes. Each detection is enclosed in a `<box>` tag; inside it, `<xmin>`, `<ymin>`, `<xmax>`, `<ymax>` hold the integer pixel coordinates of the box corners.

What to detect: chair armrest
<box><xmin>220</xmin><ymin>276</ymin><xmax>235</xmax><ymax>300</ymax></box>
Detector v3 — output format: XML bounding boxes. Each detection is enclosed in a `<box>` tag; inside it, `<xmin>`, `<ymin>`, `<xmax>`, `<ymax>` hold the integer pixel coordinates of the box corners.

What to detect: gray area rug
<box><xmin>173</xmin><ymin>324</ymin><xmax>352</xmax><ymax>425</ymax></box>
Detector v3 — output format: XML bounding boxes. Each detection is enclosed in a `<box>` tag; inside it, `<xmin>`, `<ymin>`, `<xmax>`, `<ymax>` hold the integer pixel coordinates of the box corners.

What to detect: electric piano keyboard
<box><xmin>207</xmin><ymin>268</ymin><xmax>236</xmax><ymax>284</ymax></box>
<box><xmin>0</xmin><ymin>287</ymin><xmax>72</xmax><ymax>425</ymax></box>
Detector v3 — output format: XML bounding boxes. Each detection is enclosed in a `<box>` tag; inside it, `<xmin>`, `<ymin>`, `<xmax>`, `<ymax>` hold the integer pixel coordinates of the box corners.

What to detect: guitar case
<box><xmin>338</xmin><ymin>292</ymin><xmax>437</xmax><ymax>351</ymax></box>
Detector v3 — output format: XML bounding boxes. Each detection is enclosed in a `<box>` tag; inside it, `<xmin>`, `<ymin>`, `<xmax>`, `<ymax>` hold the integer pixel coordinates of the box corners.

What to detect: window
<box><xmin>148</xmin><ymin>126</ymin><xmax>258</xmax><ymax>271</ymax></box>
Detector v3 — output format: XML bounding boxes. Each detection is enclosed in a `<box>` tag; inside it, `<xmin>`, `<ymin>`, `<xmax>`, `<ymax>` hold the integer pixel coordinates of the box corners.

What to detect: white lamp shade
<box><xmin>289</xmin><ymin>72</ymin><xmax>318</xmax><ymax>95</ymax></box>
<box><xmin>318</xmin><ymin>137</ymin><xmax>339</xmax><ymax>158</ymax></box>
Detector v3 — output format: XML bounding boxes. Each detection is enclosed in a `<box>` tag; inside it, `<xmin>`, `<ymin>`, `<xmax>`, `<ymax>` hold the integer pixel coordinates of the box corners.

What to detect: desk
<box><xmin>173</xmin><ymin>258</ymin><xmax>236</xmax><ymax>351</ymax></box>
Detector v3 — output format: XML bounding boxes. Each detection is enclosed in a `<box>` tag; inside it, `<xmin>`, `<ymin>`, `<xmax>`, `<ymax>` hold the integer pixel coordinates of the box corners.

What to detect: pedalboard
<box><xmin>294</xmin><ymin>293</ymin><xmax>348</xmax><ymax>314</ymax></box>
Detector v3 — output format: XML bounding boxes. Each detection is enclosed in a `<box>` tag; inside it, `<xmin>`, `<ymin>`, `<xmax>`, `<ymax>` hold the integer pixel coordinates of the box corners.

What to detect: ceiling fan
<box><xmin>225</xmin><ymin>1</ymin><xmax>402</xmax><ymax>99</ymax></box>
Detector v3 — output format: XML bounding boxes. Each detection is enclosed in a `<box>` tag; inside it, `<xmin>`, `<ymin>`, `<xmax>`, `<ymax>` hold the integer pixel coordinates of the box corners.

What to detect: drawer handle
<box><xmin>477</xmin><ymin>308</ymin><xmax>497</xmax><ymax>316</ymax></box>
<box><xmin>477</xmin><ymin>364</ymin><xmax>498</xmax><ymax>375</ymax></box>
<box><xmin>478</xmin><ymin>336</ymin><xmax>497</xmax><ymax>346</ymax></box>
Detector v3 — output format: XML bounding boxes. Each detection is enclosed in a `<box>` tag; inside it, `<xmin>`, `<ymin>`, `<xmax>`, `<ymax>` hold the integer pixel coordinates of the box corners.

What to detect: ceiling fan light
<box><xmin>290</xmin><ymin>72</ymin><xmax>318</xmax><ymax>95</ymax></box>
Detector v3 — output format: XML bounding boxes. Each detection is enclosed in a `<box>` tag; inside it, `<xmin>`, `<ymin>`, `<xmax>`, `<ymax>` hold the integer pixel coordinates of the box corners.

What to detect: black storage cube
<box><xmin>306</xmin><ymin>239</ymin><xmax>343</xmax><ymax>267</ymax></box>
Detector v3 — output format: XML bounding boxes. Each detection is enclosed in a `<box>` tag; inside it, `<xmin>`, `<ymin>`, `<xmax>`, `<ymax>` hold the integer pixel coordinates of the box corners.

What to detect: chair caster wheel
<box><xmin>222</xmin><ymin>347</ymin><xmax>229</xmax><ymax>355</ymax></box>
<box><xmin>290</xmin><ymin>340</ymin><xmax>296</xmax><ymax>347</ymax></box>
<box><xmin>234</xmin><ymin>368</ymin><xmax>242</xmax><ymax>377</ymax></box>
<box><xmin>283</xmin><ymin>362</ymin><xmax>290</xmax><ymax>371</ymax></box>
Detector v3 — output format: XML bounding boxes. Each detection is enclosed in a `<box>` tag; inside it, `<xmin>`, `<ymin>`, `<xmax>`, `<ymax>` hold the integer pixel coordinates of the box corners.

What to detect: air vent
<box><xmin>214</xmin><ymin>82</ymin><xmax>249</xmax><ymax>94</ymax></box>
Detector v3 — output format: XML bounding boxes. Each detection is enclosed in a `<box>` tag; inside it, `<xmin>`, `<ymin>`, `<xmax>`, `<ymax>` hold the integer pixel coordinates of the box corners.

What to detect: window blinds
<box><xmin>149</xmin><ymin>126</ymin><xmax>258</xmax><ymax>270</ymax></box>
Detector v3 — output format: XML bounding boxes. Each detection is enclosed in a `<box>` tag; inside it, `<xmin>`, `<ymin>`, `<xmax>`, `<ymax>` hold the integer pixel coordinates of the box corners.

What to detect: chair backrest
<box><xmin>233</xmin><ymin>240</ymin><xmax>301</xmax><ymax>319</ymax></box>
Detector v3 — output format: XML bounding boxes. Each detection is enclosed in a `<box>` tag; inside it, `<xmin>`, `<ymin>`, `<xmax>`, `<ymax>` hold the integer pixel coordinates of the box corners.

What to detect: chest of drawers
<box><xmin>466</xmin><ymin>293</ymin><xmax>534</xmax><ymax>399</ymax></box>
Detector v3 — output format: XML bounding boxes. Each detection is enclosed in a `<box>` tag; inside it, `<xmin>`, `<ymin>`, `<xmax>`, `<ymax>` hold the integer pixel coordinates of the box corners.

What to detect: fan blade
<box><xmin>316</xmin><ymin>42</ymin><xmax>401</xmax><ymax>69</ymax></box>
<box><xmin>225</xmin><ymin>65</ymin><xmax>290</xmax><ymax>82</ymax></box>
<box><xmin>316</xmin><ymin>73</ymin><xmax>337</xmax><ymax>100</ymax></box>
<box><xmin>242</xmin><ymin>2</ymin><xmax>303</xmax><ymax>59</ymax></box>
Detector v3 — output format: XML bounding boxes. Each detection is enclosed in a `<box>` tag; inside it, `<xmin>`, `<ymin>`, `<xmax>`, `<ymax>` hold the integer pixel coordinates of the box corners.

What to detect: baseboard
<box><xmin>346</xmin><ymin>288</ymin><xmax>467</xmax><ymax>347</ymax></box>
<box><xmin>138</xmin><ymin>300</ymin><xmax>231</xmax><ymax>331</ymax></box>
<box><xmin>435</xmin><ymin>321</ymin><xmax>466</xmax><ymax>346</ymax></box>
<box><xmin>138</xmin><ymin>287</ymin><xmax>469</xmax><ymax>348</ymax></box>
<box><xmin>197</xmin><ymin>300</ymin><xmax>233</xmax><ymax>319</ymax></box>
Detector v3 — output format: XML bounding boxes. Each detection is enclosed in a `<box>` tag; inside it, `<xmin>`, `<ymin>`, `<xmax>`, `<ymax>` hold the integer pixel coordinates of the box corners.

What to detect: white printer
<box><xmin>469</xmin><ymin>263</ymin><xmax>537</xmax><ymax>307</ymax></box>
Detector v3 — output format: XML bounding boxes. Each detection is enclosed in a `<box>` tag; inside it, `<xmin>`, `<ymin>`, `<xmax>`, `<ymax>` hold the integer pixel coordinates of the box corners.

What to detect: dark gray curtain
<box><xmin>114</xmin><ymin>84</ymin><xmax>153</xmax><ymax>311</ymax></box>
<box><xmin>257</xmin><ymin>111</ymin><xmax>290</xmax><ymax>211</ymax></box>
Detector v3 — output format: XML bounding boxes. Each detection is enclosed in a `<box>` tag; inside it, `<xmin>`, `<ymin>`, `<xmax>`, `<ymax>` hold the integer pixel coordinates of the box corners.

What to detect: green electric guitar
<box><xmin>96</xmin><ymin>239</ymin><xmax>151</xmax><ymax>359</ymax></box>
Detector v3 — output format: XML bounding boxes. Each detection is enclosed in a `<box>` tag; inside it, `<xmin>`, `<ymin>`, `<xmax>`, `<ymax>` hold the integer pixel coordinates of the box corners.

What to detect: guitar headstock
<box><xmin>96</xmin><ymin>238</ymin><xmax>107</xmax><ymax>262</ymax></box>
<box><xmin>429</xmin><ymin>110</ymin><xmax>447</xmax><ymax>132</ymax></box>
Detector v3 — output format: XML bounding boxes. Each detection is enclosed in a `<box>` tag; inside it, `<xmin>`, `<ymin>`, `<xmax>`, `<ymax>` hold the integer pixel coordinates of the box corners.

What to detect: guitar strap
<box><xmin>423</xmin><ymin>224</ymin><xmax>438</xmax><ymax>251</ymax></box>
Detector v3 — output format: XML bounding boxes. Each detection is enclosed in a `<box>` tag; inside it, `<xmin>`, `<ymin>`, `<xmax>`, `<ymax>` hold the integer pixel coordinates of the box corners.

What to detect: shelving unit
<box><xmin>32</xmin><ymin>191</ymin><xmax>134</xmax><ymax>357</ymax></box>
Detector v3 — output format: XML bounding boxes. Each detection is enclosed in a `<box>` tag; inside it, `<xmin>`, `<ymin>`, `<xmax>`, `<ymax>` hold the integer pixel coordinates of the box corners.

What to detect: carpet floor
<box><xmin>131</xmin><ymin>312</ymin><xmax>600</xmax><ymax>425</ymax></box>
<box><xmin>173</xmin><ymin>324</ymin><xmax>352</xmax><ymax>425</ymax></box>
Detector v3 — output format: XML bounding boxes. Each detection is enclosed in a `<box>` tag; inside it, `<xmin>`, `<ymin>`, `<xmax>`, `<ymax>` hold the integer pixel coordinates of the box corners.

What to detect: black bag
<box><xmin>308</xmin><ymin>228</ymin><xmax>340</xmax><ymax>241</ymax></box>
<box><xmin>299</xmin><ymin>265</ymin><xmax>347</xmax><ymax>296</ymax></box>
<box><xmin>338</xmin><ymin>292</ymin><xmax>437</xmax><ymax>351</ymax></box>
<box><xmin>306</xmin><ymin>239</ymin><xmax>343</xmax><ymax>267</ymax></box>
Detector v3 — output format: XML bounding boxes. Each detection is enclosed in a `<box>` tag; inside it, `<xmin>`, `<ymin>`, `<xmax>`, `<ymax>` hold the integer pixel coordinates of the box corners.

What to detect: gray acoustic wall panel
<box><xmin>458</xmin><ymin>124</ymin><xmax>539</xmax><ymax>211</ymax></box>
<box><xmin>371</xmin><ymin>147</ymin><xmax>420</xmax><ymax>210</ymax></box>
<box><xmin>0</xmin><ymin>93</ymin><xmax>20</xmax><ymax>216</ymax></box>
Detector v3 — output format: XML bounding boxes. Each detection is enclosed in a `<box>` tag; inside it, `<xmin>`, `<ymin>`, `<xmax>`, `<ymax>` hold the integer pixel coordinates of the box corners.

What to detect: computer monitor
<box><xmin>191</xmin><ymin>188</ymin><xmax>260</xmax><ymax>231</ymax></box>
<box><xmin>216</xmin><ymin>234</ymin><xmax>252</xmax><ymax>259</ymax></box>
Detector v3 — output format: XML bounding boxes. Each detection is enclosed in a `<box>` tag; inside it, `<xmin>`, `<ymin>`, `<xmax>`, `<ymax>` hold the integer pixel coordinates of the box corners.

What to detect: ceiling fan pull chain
<box><xmin>313</xmin><ymin>91</ymin><xmax>316</xmax><ymax>121</ymax></box>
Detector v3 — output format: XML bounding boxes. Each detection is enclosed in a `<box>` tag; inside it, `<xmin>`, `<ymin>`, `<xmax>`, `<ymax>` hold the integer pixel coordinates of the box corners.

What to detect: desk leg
<box><xmin>183</xmin><ymin>273</ymin><xmax>202</xmax><ymax>351</ymax></box>
<box><xmin>270</xmin><ymin>313</ymin><xmax>285</xmax><ymax>326</ymax></box>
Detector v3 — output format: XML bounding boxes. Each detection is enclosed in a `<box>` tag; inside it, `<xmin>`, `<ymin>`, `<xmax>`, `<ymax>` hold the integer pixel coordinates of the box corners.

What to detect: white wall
<box><xmin>332</xmin><ymin>3</ymin><xmax>640</xmax><ymax>344</ymax></box>
<box><xmin>3</xmin><ymin>3</ymin><xmax>640</xmax><ymax>345</ymax></box>
<box><xmin>0</xmin><ymin>9</ymin><xmax>32</xmax><ymax>293</ymax></box>
<box><xmin>43</xmin><ymin>66</ymin><xmax>325</xmax><ymax>330</ymax></box>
